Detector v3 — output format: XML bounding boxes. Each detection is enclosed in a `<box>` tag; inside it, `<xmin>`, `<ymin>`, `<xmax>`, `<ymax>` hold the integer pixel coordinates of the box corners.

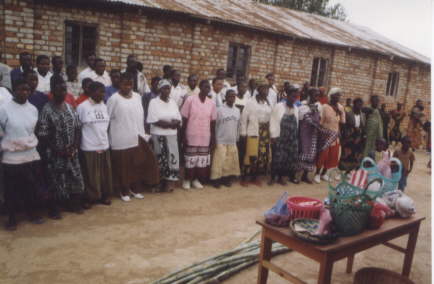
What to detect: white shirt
<box><xmin>253</xmin><ymin>85</ymin><xmax>278</xmax><ymax>107</ymax></box>
<box><xmin>78</xmin><ymin>67</ymin><xmax>94</xmax><ymax>84</ymax></box>
<box><xmin>147</xmin><ymin>97</ymin><xmax>182</xmax><ymax>136</ymax></box>
<box><xmin>77</xmin><ymin>99</ymin><xmax>110</xmax><ymax>151</ymax></box>
<box><xmin>35</xmin><ymin>69</ymin><xmax>52</xmax><ymax>94</ymax></box>
<box><xmin>270</xmin><ymin>102</ymin><xmax>299</xmax><ymax>138</ymax></box>
<box><xmin>0</xmin><ymin>87</ymin><xmax>12</xmax><ymax>106</ymax></box>
<box><xmin>234</xmin><ymin>91</ymin><xmax>251</xmax><ymax>109</ymax></box>
<box><xmin>209</xmin><ymin>88</ymin><xmax>225</xmax><ymax>107</ymax></box>
<box><xmin>354</xmin><ymin>114</ymin><xmax>361</xmax><ymax>128</ymax></box>
<box><xmin>0</xmin><ymin>100</ymin><xmax>40</xmax><ymax>164</ymax></box>
<box><xmin>90</xmin><ymin>70</ymin><xmax>112</xmax><ymax>87</ymax></box>
<box><xmin>170</xmin><ymin>83</ymin><xmax>187</xmax><ymax>107</ymax></box>
<box><xmin>107</xmin><ymin>92</ymin><xmax>149</xmax><ymax>150</ymax></box>
<box><xmin>240</xmin><ymin>98</ymin><xmax>272</xmax><ymax>137</ymax></box>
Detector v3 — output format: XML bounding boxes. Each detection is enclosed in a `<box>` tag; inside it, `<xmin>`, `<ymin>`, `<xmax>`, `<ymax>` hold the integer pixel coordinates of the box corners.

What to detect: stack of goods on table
<box><xmin>265</xmin><ymin>157</ymin><xmax>416</xmax><ymax>244</ymax></box>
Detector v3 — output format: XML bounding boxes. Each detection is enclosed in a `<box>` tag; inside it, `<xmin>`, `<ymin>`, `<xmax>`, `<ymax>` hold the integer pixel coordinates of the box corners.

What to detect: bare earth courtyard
<box><xmin>0</xmin><ymin>152</ymin><xmax>431</xmax><ymax>284</ymax></box>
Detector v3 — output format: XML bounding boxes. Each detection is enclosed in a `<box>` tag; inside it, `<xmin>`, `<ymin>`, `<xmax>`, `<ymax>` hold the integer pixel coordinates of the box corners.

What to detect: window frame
<box><xmin>64</xmin><ymin>21</ymin><xmax>98</xmax><ymax>68</ymax></box>
<box><xmin>226</xmin><ymin>42</ymin><xmax>251</xmax><ymax>80</ymax></box>
<box><xmin>386</xmin><ymin>71</ymin><xmax>400</xmax><ymax>97</ymax></box>
<box><xmin>310</xmin><ymin>57</ymin><xmax>328</xmax><ymax>87</ymax></box>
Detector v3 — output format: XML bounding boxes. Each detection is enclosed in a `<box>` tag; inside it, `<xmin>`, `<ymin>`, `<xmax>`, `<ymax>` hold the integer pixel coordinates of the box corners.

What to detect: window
<box><xmin>310</xmin><ymin>57</ymin><xmax>328</xmax><ymax>87</ymax></box>
<box><xmin>65</xmin><ymin>22</ymin><xmax>97</xmax><ymax>67</ymax></box>
<box><xmin>386</xmin><ymin>72</ymin><xmax>400</xmax><ymax>97</ymax></box>
<box><xmin>226</xmin><ymin>43</ymin><xmax>251</xmax><ymax>79</ymax></box>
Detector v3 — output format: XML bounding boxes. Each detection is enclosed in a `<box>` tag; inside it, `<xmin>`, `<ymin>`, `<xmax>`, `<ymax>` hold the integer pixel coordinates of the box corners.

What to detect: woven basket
<box><xmin>328</xmin><ymin>169</ymin><xmax>373</xmax><ymax>236</ymax></box>
<box><xmin>361</xmin><ymin>157</ymin><xmax>402</xmax><ymax>195</ymax></box>
<box><xmin>330</xmin><ymin>199</ymin><xmax>371</xmax><ymax>236</ymax></box>
<box><xmin>354</xmin><ymin>267</ymin><xmax>415</xmax><ymax>284</ymax></box>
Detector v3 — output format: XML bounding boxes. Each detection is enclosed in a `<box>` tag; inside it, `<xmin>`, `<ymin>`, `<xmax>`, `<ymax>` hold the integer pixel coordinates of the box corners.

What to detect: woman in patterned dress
<box><xmin>147</xmin><ymin>79</ymin><xmax>182</xmax><ymax>192</ymax></box>
<box><xmin>269</xmin><ymin>86</ymin><xmax>299</xmax><ymax>185</ymax></box>
<box><xmin>37</xmin><ymin>75</ymin><xmax>85</xmax><ymax>218</ymax></box>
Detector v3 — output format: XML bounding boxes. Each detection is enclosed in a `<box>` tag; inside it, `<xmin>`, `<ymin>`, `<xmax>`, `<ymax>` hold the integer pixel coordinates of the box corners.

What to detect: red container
<box><xmin>287</xmin><ymin>196</ymin><xmax>323</xmax><ymax>220</ymax></box>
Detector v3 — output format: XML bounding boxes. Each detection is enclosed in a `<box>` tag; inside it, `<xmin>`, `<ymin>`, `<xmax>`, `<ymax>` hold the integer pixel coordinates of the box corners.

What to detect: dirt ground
<box><xmin>0</xmin><ymin>152</ymin><xmax>431</xmax><ymax>284</ymax></box>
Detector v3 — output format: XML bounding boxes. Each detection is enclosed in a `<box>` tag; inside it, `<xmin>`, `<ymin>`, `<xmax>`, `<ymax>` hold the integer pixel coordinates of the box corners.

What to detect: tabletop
<box><xmin>256</xmin><ymin>215</ymin><xmax>425</xmax><ymax>253</ymax></box>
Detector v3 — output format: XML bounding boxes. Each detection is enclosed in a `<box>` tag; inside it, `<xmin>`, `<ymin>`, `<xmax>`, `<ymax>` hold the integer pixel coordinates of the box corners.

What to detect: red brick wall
<box><xmin>0</xmin><ymin>0</ymin><xmax>430</xmax><ymax>112</ymax></box>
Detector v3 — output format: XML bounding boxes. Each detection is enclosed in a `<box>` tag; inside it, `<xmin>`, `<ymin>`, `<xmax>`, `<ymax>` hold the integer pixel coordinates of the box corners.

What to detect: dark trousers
<box><xmin>3</xmin><ymin>161</ymin><xmax>39</xmax><ymax>219</ymax></box>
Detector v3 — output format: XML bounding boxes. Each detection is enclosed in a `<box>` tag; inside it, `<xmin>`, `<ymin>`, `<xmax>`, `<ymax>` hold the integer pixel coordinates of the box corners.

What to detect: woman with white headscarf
<box><xmin>147</xmin><ymin>79</ymin><xmax>182</xmax><ymax>192</ymax></box>
<box><xmin>314</xmin><ymin>87</ymin><xmax>345</xmax><ymax>183</ymax></box>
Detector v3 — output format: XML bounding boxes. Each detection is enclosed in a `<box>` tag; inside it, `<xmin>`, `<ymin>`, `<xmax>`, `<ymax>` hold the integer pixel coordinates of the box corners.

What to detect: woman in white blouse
<box><xmin>239</xmin><ymin>80</ymin><xmax>272</xmax><ymax>186</ymax></box>
<box><xmin>147</xmin><ymin>79</ymin><xmax>182</xmax><ymax>192</ymax></box>
<box><xmin>107</xmin><ymin>72</ymin><xmax>159</xmax><ymax>202</ymax></box>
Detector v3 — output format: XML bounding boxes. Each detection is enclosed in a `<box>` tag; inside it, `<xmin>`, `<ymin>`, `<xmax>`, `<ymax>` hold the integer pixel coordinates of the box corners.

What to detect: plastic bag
<box><xmin>264</xmin><ymin>192</ymin><xmax>289</xmax><ymax>217</ymax></box>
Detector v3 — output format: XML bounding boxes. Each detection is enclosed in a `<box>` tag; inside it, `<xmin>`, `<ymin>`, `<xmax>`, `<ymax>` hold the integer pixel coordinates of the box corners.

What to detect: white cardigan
<box><xmin>240</xmin><ymin>98</ymin><xmax>272</xmax><ymax>137</ymax></box>
<box><xmin>269</xmin><ymin>102</ymin><xmax>299</xmax><ymax>139</ymax></box>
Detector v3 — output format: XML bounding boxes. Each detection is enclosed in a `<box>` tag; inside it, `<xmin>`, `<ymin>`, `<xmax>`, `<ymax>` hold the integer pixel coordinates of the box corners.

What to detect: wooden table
<box><xmin>256</xmin><ymin>215</ymin><xmax>424</xmax><ymax>284</ymax></box>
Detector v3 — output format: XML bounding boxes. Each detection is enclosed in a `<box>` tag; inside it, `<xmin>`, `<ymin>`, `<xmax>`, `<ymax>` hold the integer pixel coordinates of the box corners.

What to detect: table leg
<box><xmin>257</xmin><ymin>229</ymin><xmax>273</xmax><ymax>284</ymax></box>
<box><xmin>402</xmin><ymin>224</ymin><xmax>421</xmax><ymax>277</ymax></box>
<box><xmin>346</xmin><ymin>254</ymin><xmax>355</xmax><ymax>274</ymax></box>
<box><xmin>318</xmin><ymin>255</ymin><xmax>333</xmax><ymax>284</ymax></box>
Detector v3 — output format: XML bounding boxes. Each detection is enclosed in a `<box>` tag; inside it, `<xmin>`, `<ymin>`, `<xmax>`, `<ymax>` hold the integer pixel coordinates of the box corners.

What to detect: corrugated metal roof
<box><xmin>104</xmin><ymin>0</ymin><xmax>430</xmax><ymax>65</ymax></box>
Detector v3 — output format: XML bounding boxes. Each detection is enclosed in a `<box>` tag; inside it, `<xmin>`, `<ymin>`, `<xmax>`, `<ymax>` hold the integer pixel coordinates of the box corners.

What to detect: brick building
<box><xmin>0</xmin><ymin>0</ymin><xmax>431</xmax><ymax>120</ymax></box>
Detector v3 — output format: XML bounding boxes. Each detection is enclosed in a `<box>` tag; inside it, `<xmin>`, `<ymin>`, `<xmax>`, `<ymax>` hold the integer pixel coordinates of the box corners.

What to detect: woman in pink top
<box><xmin>314</xmin><ymin>88</ymin><xmax>345</xmax><ymax>183</ymax></box>
<box><xmin>181</xmin><ymin>80</ymin><xmax>217</xmax><ymax>190</ymax></box>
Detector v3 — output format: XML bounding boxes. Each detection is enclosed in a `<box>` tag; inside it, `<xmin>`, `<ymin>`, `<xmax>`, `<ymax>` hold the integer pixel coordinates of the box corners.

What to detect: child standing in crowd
<box><xmin>66</xmin><ymin>65</ymin><xmax>81</xmax><ymax>99</ymax></box>
<box><xmin>38</xmin><ymin>75</ymin><xmax>85</xmax><ymax>218</ymax></box>
<box><xmin>26</xmin><ymin>70</ymin><xmax>48</xmax><ymax>112</ymax></box>
<box><xmin>147</xmin><ymin>79</ymin><xmax>182</xmax><ymax>192</ymax></box>
<box><xmin>210</xmin><ymin>90</ymin><xmax>241</xmax><ymax>188</ymax></box>
<box><xmin>181</xmin><ymin>80</ymin><xmax>217</xmax><ymax>190</ymax></box>
<box><xmin>394</xmin><ymin>136</ymin><xmax>415</xmax><ymax>191</ymax></box>
<box><xmin>35</xmin><ymin>55</ymin><xmax>52</xmax><ymax>94</ymax></box>
<box><xmin>240</xmin><ymin>80</ymin><xmax>272</xmax><ymax>186</ymax></box>
<box><xmin>107</xmin><ymin>72</ymin><xmax>159</xmax><ymax>201</ymax></box>
<box><xmin>77</xmin><ymin>81</ymin><xmax>112</xmax><ymax>207</ymax></box>
<box><xmin>105</xmin><ymin>69</ymin><xmax>121</xmax><ymax>102</ymax></box>
<box><xmin>0</xmin><ymin>79</ymin><xmax>44</xmax><ymax>230</ymax></box>
<box><xmin>76</xmin><ymin>78</ymin><xmax>94</xmax><ymax>106</ymax></box>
